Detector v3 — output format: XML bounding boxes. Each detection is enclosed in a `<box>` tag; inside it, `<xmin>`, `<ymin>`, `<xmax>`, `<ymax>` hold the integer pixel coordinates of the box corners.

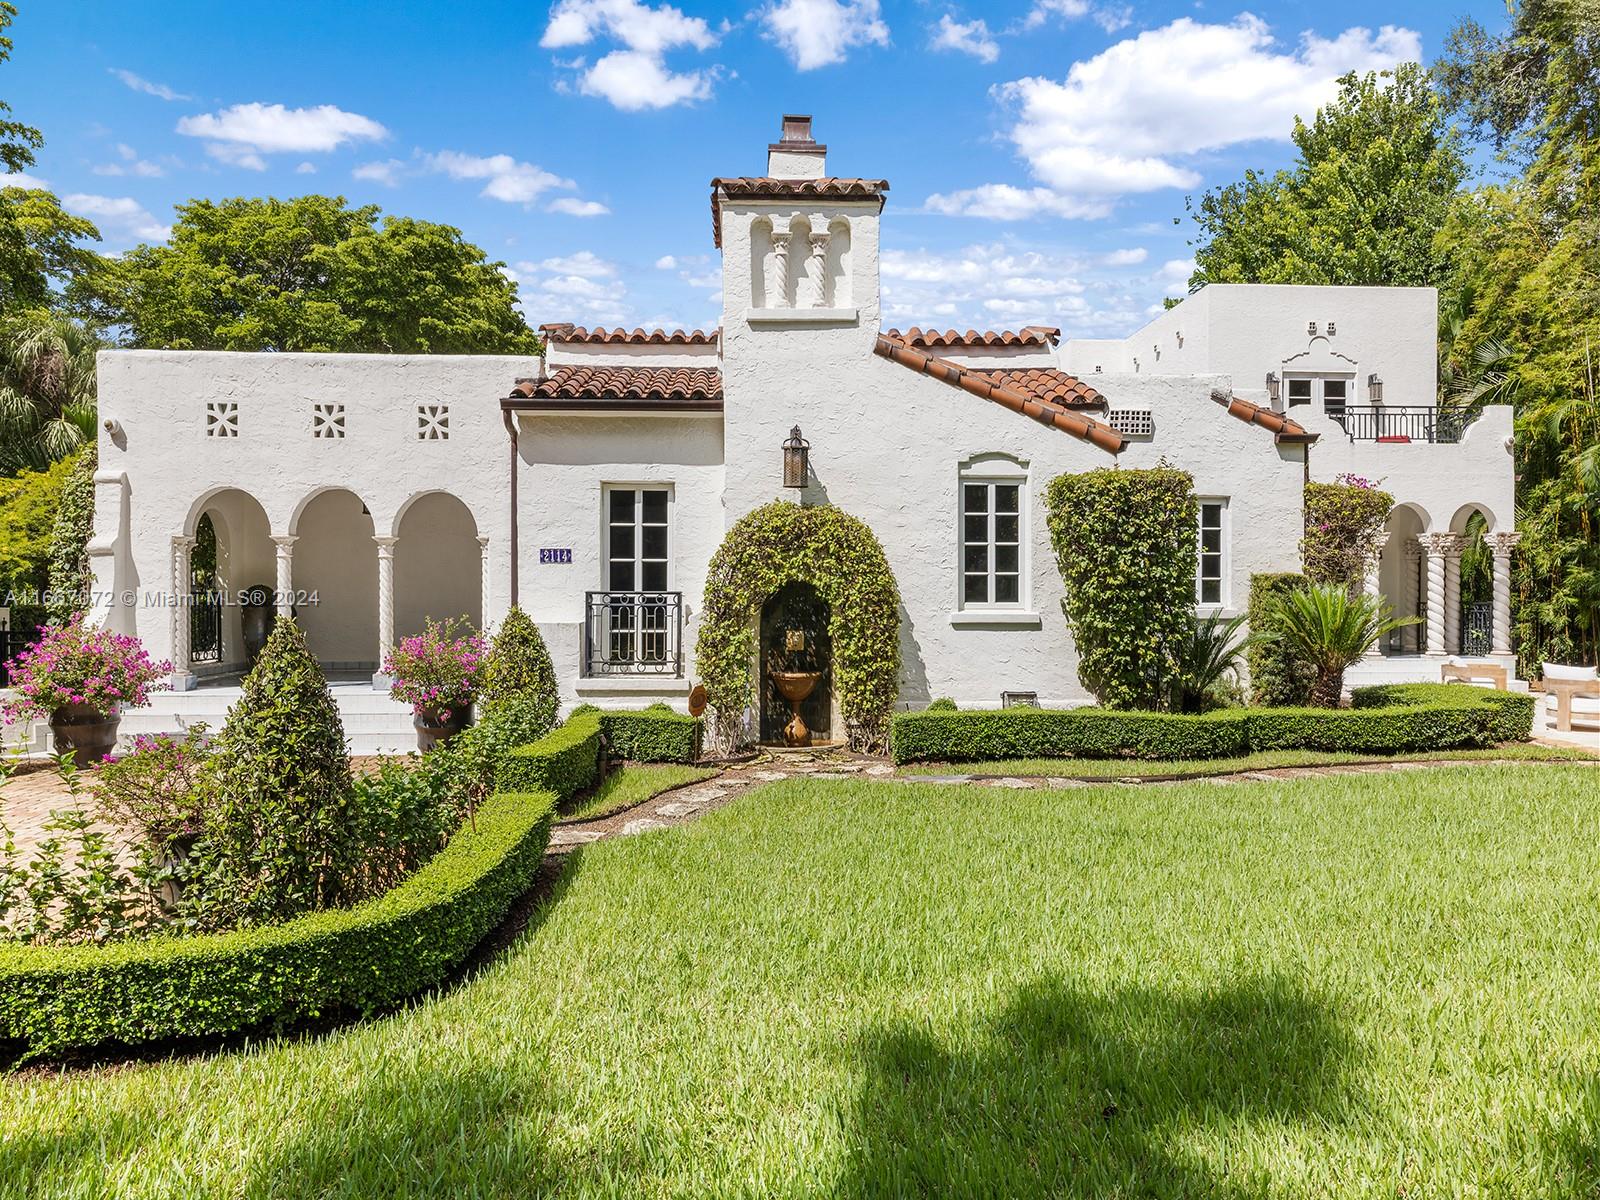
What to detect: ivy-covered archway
<box><xmin>696</xmin><ymin>501</ymin><xmax>901</xmax><ymax>754</ymax></box>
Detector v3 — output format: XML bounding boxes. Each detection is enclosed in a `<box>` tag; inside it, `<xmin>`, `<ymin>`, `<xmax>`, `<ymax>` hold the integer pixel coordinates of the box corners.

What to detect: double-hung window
<box><xmin>1284</xmin><ymin>374</ymin><xmax>1351</xmax><ymax>416</ymax></box>
<box><xmin>962</xmin><ymin>480</ymin><xmax>1023</xmax><ymax>607</ymax></box>
<box><xmin>1197</xmin><ymin>498</ymin><xmax>1228</xmax><ymax>607</ymax></box>
<box><xmin>601</xmin><ymin>486</ymin><xmax>672</xmax><ymax>669</ymax></box>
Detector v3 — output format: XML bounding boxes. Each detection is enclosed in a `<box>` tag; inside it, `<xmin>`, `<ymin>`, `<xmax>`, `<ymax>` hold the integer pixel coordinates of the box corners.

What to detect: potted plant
<box><xmin>1</xmin><ymin>615</ymin><xmax>170</xmax><ymax>766</ymax></box>
<box><xmin>383</xmin><ymin>617</ymin><xmax>486</xmax><ymax>751</ymax></box>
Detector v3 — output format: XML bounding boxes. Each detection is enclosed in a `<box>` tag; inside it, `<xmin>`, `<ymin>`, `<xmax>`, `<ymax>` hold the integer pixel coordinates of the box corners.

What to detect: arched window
<box><xmin>957</xmin><ymin>453</ymin><xmax>1030</xmax><ymax>616</ymax></box>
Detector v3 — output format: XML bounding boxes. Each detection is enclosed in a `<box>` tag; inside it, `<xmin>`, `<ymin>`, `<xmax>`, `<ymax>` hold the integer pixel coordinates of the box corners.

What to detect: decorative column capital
<box><xmin>373</xmin><ymin>535</ymin><xmax>399</xmax><ymax>556</ymax></box>
<box><xmin>1423</xmin><ymin>532</ymin><xmax>1464</xmax><ymax>557</ymax></box>
<box><xmin>769</xmin><ymin>230</ymin><xmax>791</xmax><ymax>254</ymax></box>
<box><xmin>271</xmin><ymin>534</ymin><xmax>298</xmax><ymax>551</ymax></box>
<box><xmin>808</xmin><ymin>231</ymin><xmax>830</xmax><ymax>254</ymax></box>
<box><xmin>1489</xmin><ymin>530</ymin><xmax>1523</xmax><ymax>557</ymax></box>
<box><xmin>1404</xmin><ymin>536</ymin><xmax>1423</xmax><ymax>560</ymax></box>
<box><xmin>171</xmin><ymin>534</ymin><xmax>197</xmax><ymax>551</ymax></box>
<box><xmin>476</xmin><ymin>534</ymin><xmax>491</xmax><ymax>549</ymax></box>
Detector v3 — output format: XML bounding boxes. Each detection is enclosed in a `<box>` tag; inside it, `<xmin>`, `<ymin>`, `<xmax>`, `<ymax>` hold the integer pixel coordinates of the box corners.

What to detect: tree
<box><xmin>0</xmin><ymin>310</ymin><xmax>98</xmax><ymax>474</ymax></box>
<box><xmin>480</xmin><ymin>606</ymin><xmax>558</xmax><ymax>723</ymax></box>
<box><xmin>1187</xmin><ymin>65</ymin><xmax>1469</xmax><ymax>291</ymax></box>
<box><xmin>1260</xmin><ymin>585</ymin><xmax>1418</xmax><ymax>708</ymax></box>
<box><xmin>0</xmin><ymin>452</ymin><xmax>74</xmax><ymax>625</ymax></box>
<box><xmin>0</xmin><ymin>2</ymin><xmax>42</xmax><ymax>174</ymax></box>
<box><xmin>79</xmin><ymin>195</ymin><xmax>540</xmax><ymax>354</ymax></box>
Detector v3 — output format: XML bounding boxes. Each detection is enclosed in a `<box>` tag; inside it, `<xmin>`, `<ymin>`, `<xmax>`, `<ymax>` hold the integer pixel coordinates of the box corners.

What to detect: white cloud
<box><xmin>924</xmin><ymin>183</ymin><xmax>1109</xmax><ymax>220</ymax></box>
<box><xmin>1100</xmin><ymin>247</ymin><xmax>1148</xmax><ymax>266</ymax></box>
<box><xmin>61</xmin><ymin>193</ymin><xmax>170</xmax><ymax>243</ymax></box>
<box><xmin>532</xmin><ymin>251</ymin><xmax>618</xmax><ymax>277</ymax></box>
<box><xmin>547</xmin><ymin>197</ymin><xmax>611</xmax><ymax>217</ymax></box>
<box><xmin>353</xmin><ymin>158</ymin><xmax>405</xmax><ymax>187</ymax></box>
<box><xmin>930</xmin><ymin>14</ymin><xmax>998</xmax><ymax>63</ymax></box>
<box><xmin>295</xmin><ymin>161</ymin><xmax>317</xmax><ymax>175</ymax></box>
<box><xmin>93</xmin><ymin>143</ymin><xmax>165</xmax><ymax>178</ymax></box>
<box><xmin>176</xmin><ymin>102</ymin><xmax>387</xmax><ymax>168</ymax></box>
<box><xmin>762</xmin><ymin>0</ymin><xmax>889</xmax><ymax>70</ymax></box>
<box><xmin>655</xmin><ymin>254</ymin><xmax>678</xmax><ymax>269</ymax></box>
<box><xmin>109</xmin><ymin>68</ymin><xmax>190</xmax><ymax>102</ymax></box>
<box><xmin>543</xmin><ymin>0</ymin><xmax>721</xmax><ymax>109</ymax></box>
<box><xmin>1</xmin><ymin>171</ymin><xmax>50</xmax><ymax>190</ymax></box>
<box><xmin>426</xmin><ymin>150</ymin><xmax>574</xmax><ymax>204</ymax></box>
<box><xmin>1021</xmin><ymin>0</ymin><xmax>1130</xmax><ymax>34</ymax></box>
<box><xmin>579</xmin><ymin>50</ymin><xmax>713</xmax><ymax>110</ymax></box>
<box><xmin>1004</xmin><ymin>17</ymin><xmax>1420</xmax><ymax>194</ymax></box>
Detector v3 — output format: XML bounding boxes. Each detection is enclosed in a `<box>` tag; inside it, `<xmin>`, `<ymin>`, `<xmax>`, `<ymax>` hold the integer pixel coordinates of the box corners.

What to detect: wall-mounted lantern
<box><xmin>1266</xmin><ymin>372</ymin><xmax>1281</xmax><ymax>404</ymax></box>
<box><xmin>1368</xmin><ymin>373</ymin><xmax>1384</xmax><ymax>402</ymax></box>
<box><xmin>782</xmin><ymin>425</ymin><xmax>810</xmax><ymax>488</ymax></box>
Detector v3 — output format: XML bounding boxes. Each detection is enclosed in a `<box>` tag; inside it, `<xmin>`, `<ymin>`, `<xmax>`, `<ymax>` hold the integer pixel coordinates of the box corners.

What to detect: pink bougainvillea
<box><xmin>1</xmin><ymin>614</ymin><xmax>171</xmax><ymax>722</ymax></box>
<box><xmin>382</xmin><ymin>617</ymin><xmax>485</xmax><ymax>720</ymax></box>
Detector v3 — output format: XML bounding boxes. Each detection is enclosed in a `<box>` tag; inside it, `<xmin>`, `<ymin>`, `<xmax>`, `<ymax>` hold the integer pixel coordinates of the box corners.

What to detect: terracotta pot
<box><xmin>49</xmin><ymin>702</ymin><xmax>121</xmax><ymax>768</ymax></box>
<box><xmin>415</xmin><ymin>703</ymin><xmax>473</xmax><ymax>752</ymax></box>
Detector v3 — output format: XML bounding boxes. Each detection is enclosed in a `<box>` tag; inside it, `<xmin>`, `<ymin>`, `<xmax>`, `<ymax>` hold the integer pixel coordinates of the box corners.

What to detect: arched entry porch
<box><xmin>290</xmin><ymin>488</ymin><xmax>378</xmax><ymax>670</ymax></box>
<box><xmin>391</xmin><ymin>491</ymin><xmax>485</xmax><ymax>641</ymax></box>
<box><xmin>173</xmin><ymin>487</ymin><xmax>275</xmax><ymax>687</ymax></box>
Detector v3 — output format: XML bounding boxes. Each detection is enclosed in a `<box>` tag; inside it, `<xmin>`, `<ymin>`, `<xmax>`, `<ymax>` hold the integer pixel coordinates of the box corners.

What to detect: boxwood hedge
<box><xmin>0</xmin><ymin>788</ymin><xmax>557</xmax><ymax>1059</ymax></box>
<box><xmin>599</xmin><ymin>706</ymin><xmax>701</xmax><ymax>763</ymax></box>
<box><xmin>496</xmin><ymin>712</ymin><xmax>603</xmax><ymax>796</ymax></box>
<box><xmin>890</xmin><ymin>683</ymin><xmax>1534</xmax><ymax>764</ymax></box>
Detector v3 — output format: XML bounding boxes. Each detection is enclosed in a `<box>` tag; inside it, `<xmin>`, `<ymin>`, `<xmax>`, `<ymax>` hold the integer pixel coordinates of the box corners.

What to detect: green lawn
<box><xmin>560</xmin><ymin>763</ymin><xmax>719</xmax><ymax>822</ymax></box>
<box><xmin>6</xmin><ymin>765</ymin><xmax>1600</xmax><ymax>1197</ymax></box>
<box><xmin>900</xmin><ymin>741</ymin><xmax>1596</xmax><ymax>778</ymax></box>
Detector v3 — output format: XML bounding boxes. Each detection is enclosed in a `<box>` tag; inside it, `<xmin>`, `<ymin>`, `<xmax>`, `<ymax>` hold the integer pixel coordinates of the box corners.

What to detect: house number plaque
<box><xmin>539</xmin><ymin>548</ymin><xmax>572</xmax><ymax>564</ymax></box>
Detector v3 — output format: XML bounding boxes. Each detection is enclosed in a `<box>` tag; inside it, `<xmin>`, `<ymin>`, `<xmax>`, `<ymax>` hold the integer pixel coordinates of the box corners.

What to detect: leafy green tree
<box><xmin>0</xmin><ymin>2</ymin><xmax>41</xmax><ymax>174</ymax></box>
<box><xmin>0</xmin><ymin>452</ymin><xmax>73</xmax><ymax>624</ymax></box>
<box><xmin>480</xmin><ymin>606</ymin><xmax>558</xmax><ymax>716</ymax></box>
<box><xmin>79</xmin><ymin>195</ymin><xmax>540</xmax><ymax>353</ymax></box>
<box><xmin>1187</xmin><ymin>65</ymin><xmax>1468</xmax><ymax>291</ymax></box>
<box><xmin>0</xmin><ymin>310</ymin><xmax>98</xmax><ymax>474</ymax></box>
<box><xmin>1260</xmin><ymin>585</ymin><xmax>1418</xmax><ymax>708</ymax></box>
<box><xmin>44</xmin><ymin>443</ymin><xmax>95</xmax><ymax>622</ymax></box>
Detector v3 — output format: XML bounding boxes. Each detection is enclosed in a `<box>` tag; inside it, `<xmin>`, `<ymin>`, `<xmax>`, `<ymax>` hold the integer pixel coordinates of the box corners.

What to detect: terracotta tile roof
<box><xmin>538</xmin><ymin>323</ymin><xmax>719</xmax><ymax>345</ymax></box>
<box><xmin>874</xmin><ymin>334</ymin><xmax>1125</xmax><ymax>456</ymax></box>
<box><xmin>973</xmin><ymin>367</ymin><xmax>1104</xmax><ymax>409</ymax></box>
<box><xmin>506</xmin><ymin>365</ymin><xmax>723</xmax><ymax>409</ymax></box>
<box><xmin>886</xmin><ymin>326</ymin><xmax>1061</xmax><ymax>349</ymax></box>
<box><xmin>710</xmin><ymin>176</ymin><xmax>890</xmax><ymax>246</ymax></box>
<box><xmin>1212</xmin><ymin>391</ymin><xmax>1318</xmax><ymax>444</ymax></box>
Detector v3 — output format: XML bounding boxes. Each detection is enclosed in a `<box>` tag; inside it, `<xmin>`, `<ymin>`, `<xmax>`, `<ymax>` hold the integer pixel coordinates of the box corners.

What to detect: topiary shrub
<box><xmin>44</xmin><ymin>444</ymin><xmax>95</xmax><ymax>624</ymax></box>
<box><xmin>696</xmin><ymin>501</ymin><xmax>901</xmax><ymax>755</ymax></box>
<box><xmin>1247</xmin><ymin>573</ymin><xmax>1315</xmax><ymax>706</ymax></box>
<box><xmin>1302</xmin><ymin>475</ymin><xmax>1394</xmax><ymax>589</ymax></box>
<box><xmin>600</xmin><ymin>707</ymin><xmax>701</xmax><ymax>762</ymax></box>
<box><xmin>187</xmin><ymin>617</ymin><xmax>355</xmax><ymax>927</ymax></box>
<box><xmin>496</xmin><ymin>712</ymin><xmax>602</xmax><ymax>798</ymax></box>
<box><xmin>480</xmin><ymin>606</ymin><xmax>558</xmax><ymax>728</ymax></box>
<box><xmin>1046</xmin><ymin>465</ymin><xmax>1197</xmax><ymax>710</ymax></box>
<box><xmin>926</xmin><ymin>697</ymin><xmax>958</xmax><ymax>711</ymax></box>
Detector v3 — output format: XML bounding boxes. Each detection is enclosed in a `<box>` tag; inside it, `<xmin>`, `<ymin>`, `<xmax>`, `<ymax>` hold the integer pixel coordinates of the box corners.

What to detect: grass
<box><xmin>900</xmin><ymin>741</ymin><xmax>1597</xmax><ymax>778</ymax></box>
<box><xmin>6</xmin><ymin>765</ymin><xmax>1600</xmax><ymax>1196</ymax></box>
<box><xmin>559</xmin><ymin>763</ymin><xmax>719</xmax><ymax>822</ymax></box>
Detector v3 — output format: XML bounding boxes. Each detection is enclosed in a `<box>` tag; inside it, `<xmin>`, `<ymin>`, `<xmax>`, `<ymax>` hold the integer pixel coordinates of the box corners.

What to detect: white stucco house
<box><xmin>85</xmin><ymin>116</ymin><xmax>1517</xmax><ymax>749</ymax></box>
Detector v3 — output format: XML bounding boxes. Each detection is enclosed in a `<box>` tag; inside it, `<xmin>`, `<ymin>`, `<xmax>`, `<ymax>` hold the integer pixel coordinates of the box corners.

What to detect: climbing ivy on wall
<box><xmin>43</xmin><ymin>444</ymin><xmax>96</xmax><ymax>624</ymax></box>
<box><xmin>1301</xmin><ymin>474</ymin><xmax>1394</xmax><ymax>589</ymax></box>
<box><xmin>695</xmin><ymin>502</ymin><xmax>901</xmax><ymax>754</ymax></box>
<box><xmin>1046</xmin><ymin>465</ymin><xmax>1198</xmax><ymax>710</ymax></box>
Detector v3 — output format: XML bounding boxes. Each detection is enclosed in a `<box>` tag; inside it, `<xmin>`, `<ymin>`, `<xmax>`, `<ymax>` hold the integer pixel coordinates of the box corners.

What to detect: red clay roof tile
<box><xmin>538</xmin><ymin>324</ymin><xmax>720</xmax><ymax>345</ymax></box>
<box><xmin>710</xmin><ymin>177</ymin><xmax>890</xmax><ymax>246</ymax></box>
<box><xmin>885</xmin><ymin>326</ymin><xmax>1061</xmax><ymax>349</ymax></box>
<box><xmin>1213</xmin><ymin>391</ymin><xmax>1318</xmax><ymax>444</ymax></box>
<box><xmin>971</xmin><ymin>368</ymin><xmax>1104</xmax><ymax>409</ymax></box>
<box><xmin>512</xmin><ymin>365</ymin><xmax>723</xmax><ymax>407</ymax></box>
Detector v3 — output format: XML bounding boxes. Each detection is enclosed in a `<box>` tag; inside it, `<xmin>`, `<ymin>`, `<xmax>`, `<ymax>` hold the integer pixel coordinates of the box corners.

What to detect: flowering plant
<box><xmin>383</xmin><ymin>617</ymin><xmax>486</xmax><ymax>721</ymax></box>
<box><xmin>1</xmin><ymin>615</ymin><xmax>170</xmax><ymax>722</ymax></box>
<box><xmin>95</xmin><ymin>726</ymin><xmax>214</xmax><ymax>845</ymax></box>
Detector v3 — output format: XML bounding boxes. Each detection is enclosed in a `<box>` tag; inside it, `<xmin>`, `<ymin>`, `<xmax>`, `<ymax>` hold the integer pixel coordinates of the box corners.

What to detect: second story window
<box><xmin>605</xmin><ymin>486</ymin><xmax>669</xmax><ymax>594</ymax></box>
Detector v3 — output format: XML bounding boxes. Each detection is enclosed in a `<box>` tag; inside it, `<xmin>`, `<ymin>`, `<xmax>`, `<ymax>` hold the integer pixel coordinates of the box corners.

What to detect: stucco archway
<box><xmin>695</xmin><ymin>501</ymin><xmax>901</xmax><ymax>754</ymax></box>
<box><xmin>186</xmin><ymin>487</ymin><xmax>273</xmax><ymax>672</ymax></box>
<box><xmin>393</xmin><ymin>491</ymin><xmax>482</xmax><ymax>640</ymax></box>
<box><xmin>291</xmin><ymin>488</ymin><xmax>377</xmax><ymax>668</ymax></box>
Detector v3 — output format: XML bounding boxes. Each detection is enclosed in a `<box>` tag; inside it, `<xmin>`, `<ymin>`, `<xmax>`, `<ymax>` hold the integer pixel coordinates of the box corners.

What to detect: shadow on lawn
<box><xmin>834</xmin><ymin>973</ymin><xmax>1362</xmax><ymax>1198</ymax></box>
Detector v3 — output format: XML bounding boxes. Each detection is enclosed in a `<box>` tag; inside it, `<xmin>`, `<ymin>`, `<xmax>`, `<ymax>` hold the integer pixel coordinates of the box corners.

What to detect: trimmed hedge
<box><xmin>599</xmin><ymin>706</ymin><xmax>701</xmax><ymax>763</ymax></box>
<box><xmin>891</xmin><ymin>683</ymin><xmax>1534</xmax><ymax>764</ymax></box>
<box><xmin>0</xmin><ymin>789</ymin><xmax>557</xmax><ymax>1058</ymax></box>
<box><xmin>496</xmin><ymin>712</ymin><xmax>603</xmax><ymax>797</ymax></box>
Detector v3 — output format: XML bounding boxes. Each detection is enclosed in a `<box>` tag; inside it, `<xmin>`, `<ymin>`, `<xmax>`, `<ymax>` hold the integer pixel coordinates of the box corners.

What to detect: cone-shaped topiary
<box><xmin>481</xmin><ymin>607</ymin><xmax>558</xmax><ymax>726</ymax></box>
<box><xmin>192</xmin><ymin>616</ymin><xmax>354</xmax><ymax>926</ymax></box>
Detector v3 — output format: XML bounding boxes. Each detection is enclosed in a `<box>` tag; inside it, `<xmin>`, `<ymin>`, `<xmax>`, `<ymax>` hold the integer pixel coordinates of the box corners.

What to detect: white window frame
<box><xmin>1196</xmin><ymin>497</ymin><xmax>1230</xmax><ymax>611</ymax></box>
<box><xmin>1283</xmin><ymin>373</ymin><xmax>1354</xmax><ymax>412</ymax></box>
<box><xmin>952</xmin><ymin>454</ymin><xmax>1039</xmax><ymax>627</ymax></box>
<box><xmin>601</xmin><ymin>483</ymin><xmax>674</xmax><ymax>594</ymax></box>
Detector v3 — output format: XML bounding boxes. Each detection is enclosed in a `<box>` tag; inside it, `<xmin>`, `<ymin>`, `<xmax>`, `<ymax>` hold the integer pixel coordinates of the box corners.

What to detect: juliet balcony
<box><xmin>583</xmin><ymin>591</ymin><xmax>685</xmax><ymax>677</ymax></box>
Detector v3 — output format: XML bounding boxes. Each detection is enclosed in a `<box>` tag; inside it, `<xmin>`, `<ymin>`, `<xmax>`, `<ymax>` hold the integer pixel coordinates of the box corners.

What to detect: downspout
<box><xmin>502</xmin><ymin>405</ymin><xmax>520</xmax><ymax>609</ymax></box>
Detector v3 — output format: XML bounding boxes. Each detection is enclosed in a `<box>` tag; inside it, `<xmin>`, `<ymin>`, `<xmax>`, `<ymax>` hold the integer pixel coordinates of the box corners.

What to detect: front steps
<box><xmin>116</xmin><ymin>678</ymin><xmax>416</xmax><ymax>756</ymax></box>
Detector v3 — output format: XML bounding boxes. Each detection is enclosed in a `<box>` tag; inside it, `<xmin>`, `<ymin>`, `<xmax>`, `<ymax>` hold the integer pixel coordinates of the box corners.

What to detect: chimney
<box><xmin>767</xmin><ymin>113</ymin><xmax>826</xmax><ymax>180</ymax></box>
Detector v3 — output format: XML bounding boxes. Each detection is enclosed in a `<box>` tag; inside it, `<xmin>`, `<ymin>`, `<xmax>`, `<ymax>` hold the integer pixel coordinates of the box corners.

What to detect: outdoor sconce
<box><xmin>782</xmin><ymin>424</ymin><xmax>810</xmax><ymax>488</ymax></box>
<box><xmin>1266</xmin><ymin>372</ymin><xmax>1281</xmax><ymax>403</ymax></box>
<box><xmin>1368</xmin><ymin>373</ymin><xmax>1384</xmax><ymax>402</ymax></box>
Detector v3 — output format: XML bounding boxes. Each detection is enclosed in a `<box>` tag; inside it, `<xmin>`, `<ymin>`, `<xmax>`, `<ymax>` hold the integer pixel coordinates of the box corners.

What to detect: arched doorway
<box><xmin>1451</xmin><ymin>504</ymin><xmax>1497</xmax><ymax>657</ymax></box>
<box><xmin>394</xmin><ymin>492</ymin><xmax>482</xmax><ymax>639</ymax></box>
<box><xmin>292</xmin><ymin>488</ymin><xmax>377</xmax><ymax>669</ymax></box>
<box><xmin>185</xmin><ymin>488</ymin><xmax>274</xmax><ymax>674</ymax></box>
<box><xmin>760</xmin><ymin>582</ymin><xmax>833</xmax><ymax>745</ymax></box>
<box><xmin>1380</xmin><ymin>502</ymin><xmax>1429</xmax><ymax>654</ymax></box>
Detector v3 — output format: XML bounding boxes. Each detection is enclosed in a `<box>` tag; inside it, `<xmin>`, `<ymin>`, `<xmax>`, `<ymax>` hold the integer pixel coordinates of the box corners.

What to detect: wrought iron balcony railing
<box><xmin>1331</xmin><ymin>404</ymin><xmax>1467</xmax><ymax>444</ymax></box>
<box><xmin>584</xmin><ymin>591</ymin><xmax>684</xmax><ymax>676</ymax></box>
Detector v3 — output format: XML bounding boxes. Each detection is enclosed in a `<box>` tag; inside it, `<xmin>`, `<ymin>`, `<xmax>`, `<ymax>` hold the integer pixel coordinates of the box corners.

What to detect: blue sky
<box><xmin>4</xmin><ymin>0</ymin><xmax>1504</xmax><ymax>337</ymax></box>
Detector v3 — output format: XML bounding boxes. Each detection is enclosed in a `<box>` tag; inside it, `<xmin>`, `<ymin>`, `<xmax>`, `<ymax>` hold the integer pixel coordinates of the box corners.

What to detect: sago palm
<box><xmin>1263</xmin><ymin>584</ymin><xmax>1420</xmax><ymax>707</ymax></box>
<box><xmin>0</xmin><ymin>311</ymin><xmax>99</xmax><ymax>475</ymax></box>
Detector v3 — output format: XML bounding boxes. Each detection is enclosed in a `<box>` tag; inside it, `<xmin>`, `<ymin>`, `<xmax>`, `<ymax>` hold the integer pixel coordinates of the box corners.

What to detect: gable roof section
<box><xmin>539</xmin><ymin>324</ymin><xmax>719</xmax><ymax>345</ymax></box>
<box><xmin>874</xmin><ymin>334</ymin><xmax>1126</xmax><ymax>455</ymax></box>
<box><xmin>976</xmin><ymin>367</ymin><xmax>1104</xmax><ymax>409</ymax></box>
<box><xmin>885</xmin><ymin>326</ymin><xmax>1061</xmax><ymax>349</ymax></box>
<box><xmin>710</xmin><ymin>177</ymin><xmax>890</xmax><ymax>247</ymax></box>
<box><xmin>506</xmin><ymin>365</ymin><xmax>723</xmax><ymax>411</ymax></box>
<box><xmin>1212</xmin><ymin>391</ymin><xmax>1318</xmax><ymax>445</ymax></box>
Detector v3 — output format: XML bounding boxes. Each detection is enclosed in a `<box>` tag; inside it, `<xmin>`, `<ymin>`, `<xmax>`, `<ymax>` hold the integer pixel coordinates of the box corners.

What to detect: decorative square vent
<box><xmin>416</xmin><ymin>403</ymin><xmax>450</xmax><ymax>441</ymax></box>
<box><xmin>312</xmin><ymin>402</ymin><xmax>346</xmax><ymax>439</ymax></box>
<box><xmin>1000</xmin><ymin>691</ymin><xmax>1039</xmax><ymax>709</ymax></box>
<box><xmin>205</xmin><ymin>401</ymin><xmax>239</xmax><ymax>438</ymax></box>
<box><xmin>1107</xmin><ymin>409</ymin><xmax>1155</xmax><ymax>438</ymax></box>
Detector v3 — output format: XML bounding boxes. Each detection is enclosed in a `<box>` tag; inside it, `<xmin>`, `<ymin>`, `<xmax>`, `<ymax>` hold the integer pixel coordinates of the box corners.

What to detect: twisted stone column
<box><xmin>769</xmin><ymin>231</ymin><xmax>791</xmax><ymax>307</ymax></box>
<box><xmin>1422</xmin><ymin>533</ymin><xmax>1452</xmax><ymax>655</ymax></box>
<box><xmin>1442</xmin><ymin>534</ymin><xmax>1465</xmax><ymax>654</ymax></box>
<box><xmin>170</xmin><ymin>535</ymin><xmax>196</xmax><ymax>690</ymax></box>
<box><xmin>477</xmin><ymin>535</ymin><xmax>492</xmax><ymax>627</ymax></box>
<box><xmin>1490</xmin><ymin>531</ymin><xmax>1522</xmax><ymax>656</ymax></box>
<box><xmin>271</xmin><ymin>534</ymin><xmax>297</xmax><ymax>618</ymax></box>
<box><xmin>802</xmin><ymin>231</ymin><xmax>830</xmax><ymax>307</ymax></box>
<box><xmin>1362</xmin><ymin>532</ymin><xmax>1390</xmax><ymax>656</ymax></box>
<box><xmin>1402</xmin><ymin>538</ymin><xmax>1423</xmax><ymax>653</ymax></box>
<box><xmin>374</xmin><ymin>535</ymin><xmax>398</xmax><ymax>685</ymax></box>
